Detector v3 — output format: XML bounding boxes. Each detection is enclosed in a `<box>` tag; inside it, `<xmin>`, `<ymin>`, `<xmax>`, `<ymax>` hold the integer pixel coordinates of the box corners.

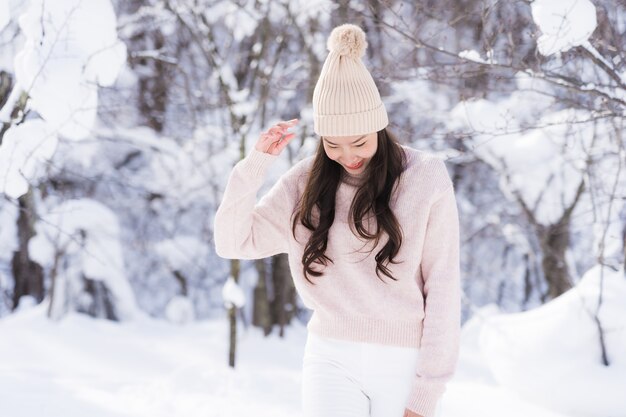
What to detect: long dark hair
<box><xmin>290</xmin><ymin>127</ymin><xmax>407</xmax><ymax>285</ymax></box>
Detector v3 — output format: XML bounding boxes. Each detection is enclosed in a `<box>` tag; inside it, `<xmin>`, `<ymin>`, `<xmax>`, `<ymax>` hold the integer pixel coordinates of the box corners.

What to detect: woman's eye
<box><xmin>327</xmin><ymin>143</ymin><xmax>364</xmax><ymax>149</ymax></box>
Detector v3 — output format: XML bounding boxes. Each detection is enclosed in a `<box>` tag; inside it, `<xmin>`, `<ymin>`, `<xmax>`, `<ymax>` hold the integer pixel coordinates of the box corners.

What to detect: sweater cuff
<box><xmin>405</xmin><ymin>378</ymin><xmax>445</xmax><ymax>417</ymax></box>
<box><xmin>237</xmin><ymin>148</ymin><xmax>279</xmax><ymax>178</ymax></box>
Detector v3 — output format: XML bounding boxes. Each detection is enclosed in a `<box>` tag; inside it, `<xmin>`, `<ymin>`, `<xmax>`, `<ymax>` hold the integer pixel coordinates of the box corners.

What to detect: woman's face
<box><xmin>322</xmin><ymin>132</ymin><xmax>378</xmax><ymax>174</ymax></box>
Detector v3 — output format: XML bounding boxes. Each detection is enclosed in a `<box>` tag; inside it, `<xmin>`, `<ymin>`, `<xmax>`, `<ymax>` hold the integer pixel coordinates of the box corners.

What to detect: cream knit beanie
<box><xmin>312</xmin><ymin>23</ymin><xmax>389</xmax><ymax>137</ymax></box>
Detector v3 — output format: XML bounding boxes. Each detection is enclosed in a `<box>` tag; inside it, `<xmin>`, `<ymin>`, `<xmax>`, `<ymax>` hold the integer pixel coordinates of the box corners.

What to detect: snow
<box><xmin>389</xmin><ymin>74</ymin><xmax>451</xmax><ymax>120</ymax></box>
<box><xmin>13</xmin><ymin>0</ymin><xmax>126</xmax><ymax>140</ymax></box>
<box><xmin>450</xmin><ymin>97</ymin><xmax>603</xmax><ymax>225</ymax></box>
<box><xmin>0</xmin><ymin>305</ymin><xmax>306</xmax><ymax>417</ymax></box>
<box><xmin>28</xmin><ymin>198</ymin><xmax>140</xmax><ymax>321</ymax></box>
<box><xmin>501</xmin><ymin>223</ymin><xmax>531</xmax><ymax>254</ymax></box>
<box><xmin>478</xmin><ymin>265</ymin><xmax>626</xmax><ymax>416</ymax></box>
<box><xmin>458</xmin><ymin>49</ymin><xmax>495</xmax><ymax>64</ymax></box>
<box><xmin>0</xmin><ymin>202</ymin><xmax>18</xmax><ymax>263</ymax></box>
<box><xmin>0</xmin><ymin>0</ymin><xmax>9</xmax><ymax>32</ymax></box>
<box><xmin>14</xmin><ymin>294</ymin><xmax>37</xmax><ymax>311</ymax></box>
<box><xmin>531</xmin><ymin>0</ymin><xmax>597</xmax><ymax>56</ymax></box>
<box><xmin>144</xmin><ymin>137</ymin><xmax>213</xmax><ymax>203</ymax></box>
<box><xmin>164</xmin><ymin>295</ymin><xmax>195</xmax><ymax>325</ymax></box>
<box><xmin>581</xmin><ymin>40</ymin><xmax>626</xmax><ymax>85</ymax></box>
<box><xmin>0</xmin><ymin>0</ymin><xmax>127</xmax><ymax>199</ymax></box>
<box><xmin>155</xmin><ymin>236</ymin><xmax>210</xmax><ymax>272</ymax></box>
<box><xmin>0</xmin><ymin>119</ymin><xmax>59</xmax><ymax>199</ymax></box>
<box><xmin>222</xmin><ymin>276</ymin><xmax>246</xmax><ymax>309</ymax></box>
<box><xmin>1</xmin><ymin>263</ymin><xmax>623</xmax><ymax>417</ymax></box>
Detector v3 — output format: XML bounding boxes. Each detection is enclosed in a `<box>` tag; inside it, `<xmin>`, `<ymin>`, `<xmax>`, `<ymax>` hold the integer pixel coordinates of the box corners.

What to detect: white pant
<box><xmin>302</xmin><ymin>331</ymin><xmax>444</xmax><ymax>417</ymax></box>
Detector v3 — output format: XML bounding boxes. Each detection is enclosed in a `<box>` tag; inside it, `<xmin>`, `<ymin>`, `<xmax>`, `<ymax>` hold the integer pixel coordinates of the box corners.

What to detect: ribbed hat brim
<box><xmin>314</xmin><ymin>102</ymin><xmax>388</xmax><ymax>137</ymax></box>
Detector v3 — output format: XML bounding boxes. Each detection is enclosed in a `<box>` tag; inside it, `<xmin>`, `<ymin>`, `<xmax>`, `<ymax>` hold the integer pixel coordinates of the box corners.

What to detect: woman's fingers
<box><xmin>274</xmin><ymin>132</ymin><xmax>296</xmax><ymax>152</ymax></box>
<box><xmin>269</xmin><ymin>119</ymin><xmax>298</xmax><ymax>153</ymax></box>
<box><xmin>277</xmin><ymin>118</ymin><xmax>298</xmax><ymax>128</ymax></box>
<box><xmin>271</xmin><ymin>120</ymin><xmax>298</xmax><ymax>138</ymax></box>
<box><xmin>257</xmin><ymin>119</ymin><xmax>299</xmax><ymax>155</ymax></box>
<box><xmin>268</xmin><ymin>119</ymin><xmax>298</xmax><ymax>136</ymax></box>
<box><xmin>265</xmin><ymin>132</ymin><xmax>295</xmax><ymax>154</ymax></box>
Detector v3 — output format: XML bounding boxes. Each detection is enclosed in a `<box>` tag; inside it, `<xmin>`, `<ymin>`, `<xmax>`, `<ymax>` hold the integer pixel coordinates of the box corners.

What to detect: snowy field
<box><xmin>0</xmin><ymin>306</ymin><xmax>565</xmax><ymax>417</ymax></box>
<box><xmin>1</xmin><ymin>265</ymin><xmax>624</xmax><ymax>417</ymax></box>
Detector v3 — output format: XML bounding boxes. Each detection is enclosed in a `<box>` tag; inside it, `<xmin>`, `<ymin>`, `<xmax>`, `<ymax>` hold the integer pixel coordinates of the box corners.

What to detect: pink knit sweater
<box><xmin>213</xmin><ymin>144</ymin><xmax>461</xmax><ymax>417</ymax></box>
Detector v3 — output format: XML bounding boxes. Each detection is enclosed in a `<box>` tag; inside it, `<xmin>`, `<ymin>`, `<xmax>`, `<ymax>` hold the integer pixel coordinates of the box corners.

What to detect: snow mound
<box><xmin>165</xmin><ymin>295</ymin><xmax>195</xmax><ymax>325</ymax></box>
<box><xmin>479</xmin><ymin>265</ymin><xmax>626</xmax><ymax>417</ymax></box>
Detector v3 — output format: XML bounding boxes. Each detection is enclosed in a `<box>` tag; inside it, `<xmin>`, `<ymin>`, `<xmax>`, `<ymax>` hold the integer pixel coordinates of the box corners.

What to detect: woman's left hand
<box><xmin>403</xmin><ymin>409</ymin><xmax>424</xmax><ymax>417</ymax></box>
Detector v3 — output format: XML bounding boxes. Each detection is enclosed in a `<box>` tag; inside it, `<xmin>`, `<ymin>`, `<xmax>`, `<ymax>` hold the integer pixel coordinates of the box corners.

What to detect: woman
<box><xmin>214</xmin><ymin>23</ymin><xmax>460</xmax><ymax>417</ymax></box>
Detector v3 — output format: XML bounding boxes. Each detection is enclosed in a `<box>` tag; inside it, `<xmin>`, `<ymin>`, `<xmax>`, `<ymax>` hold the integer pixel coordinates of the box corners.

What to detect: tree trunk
<box><xmin>252</xmin><ymin>258</ymin><xmax>273</xmax><ymax>335</ymax></box>
<box><xmin>173</xmin><ymin>269</ymin><xmax>188</xmax><ymax>296</ymax></box>
<box><xmin>228</xmin><ymin>259</ymin><xmax>240</xmax><ymax>368</ymax></box>
<box><xmin>136</xmin><ymin>29</ymin><xmax>169</xmax><ymax>132</ymax></box>
<box><xmin>622</xmin><ymin>219</ymin><xmax>626</xmax><ymax>273</ymax></box>
<box><xmin>123</xmin><ymin>0</ymin><xmax>170</xmax><ymax>133</ymax></box>
<box><xmin>271</xmin><ymin>253</ymin><xmax>295</xmax><ymax>337</ymax></box>
<box><xmin>11</xmin><ymin>189</ymin><xmax>44</xmax><ymax>311</ymax></box>
<box><xmin>0</xmin><ymin>70</ymin><xmax>14</xmax><ymax>138</ymax></box>
<box><xmin>537</xmin><ymin>220</ymin><xmax>573</xmax><ymax>300</ymax></box>
<box><xmin>47</xmin><ymin>248</ymin><xmax>64</xmax><ymax>320</ymax></box>
<box><xmin>80</xmin><ymin>276</ymin><xmax>118</xmax><ymax>321</ymax></box>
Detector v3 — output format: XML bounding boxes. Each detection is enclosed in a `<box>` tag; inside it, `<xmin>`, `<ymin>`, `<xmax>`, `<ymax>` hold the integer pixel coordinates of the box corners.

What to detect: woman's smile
<box><xmin>345</xmin><ymin>160</ymin><xmax>364</xmax><ymax>170</ymax></box>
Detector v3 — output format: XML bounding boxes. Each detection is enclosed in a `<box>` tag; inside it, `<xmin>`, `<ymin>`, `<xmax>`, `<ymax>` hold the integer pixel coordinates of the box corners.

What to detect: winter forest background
<box><xmin>0</xmin><ymin>0</ymin><xmax>625</xmax><ymax>416</ymax></box>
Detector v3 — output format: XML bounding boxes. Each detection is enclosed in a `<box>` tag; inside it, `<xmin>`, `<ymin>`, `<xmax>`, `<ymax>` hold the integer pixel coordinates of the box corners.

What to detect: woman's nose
<box><xmin>340</xmin><ymin>150</ymin><xmax>357</xmax><ymax>160</ymax></box>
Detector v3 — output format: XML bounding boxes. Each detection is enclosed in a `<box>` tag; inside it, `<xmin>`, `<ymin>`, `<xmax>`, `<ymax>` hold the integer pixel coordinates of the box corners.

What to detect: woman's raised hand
<box><xmin>255</xmin><ymin>118</ymin><xmax>299</xmax><ymax>155</ymax></box>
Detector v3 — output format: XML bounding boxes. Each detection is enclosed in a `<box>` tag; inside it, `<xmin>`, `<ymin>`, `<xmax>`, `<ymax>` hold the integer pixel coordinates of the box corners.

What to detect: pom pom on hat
<box><xmin>326</xmin><ymin>23</ymin><xmax>367</xmax><ymax>60</ymax></box>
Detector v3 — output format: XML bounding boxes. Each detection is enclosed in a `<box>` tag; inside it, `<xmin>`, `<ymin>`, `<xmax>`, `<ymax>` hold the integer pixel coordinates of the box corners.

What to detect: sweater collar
<box><xmin>340</xmin><ymin>169</ymin><xmax>366</xmax><ymax>187</ymax></box>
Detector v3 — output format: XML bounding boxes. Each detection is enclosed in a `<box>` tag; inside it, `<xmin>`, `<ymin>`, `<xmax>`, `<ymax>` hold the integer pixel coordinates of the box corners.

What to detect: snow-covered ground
<box><xmin>2</xmin><ymin>265</ymin><xmax>624</xmax><ymax>417</ymax></box>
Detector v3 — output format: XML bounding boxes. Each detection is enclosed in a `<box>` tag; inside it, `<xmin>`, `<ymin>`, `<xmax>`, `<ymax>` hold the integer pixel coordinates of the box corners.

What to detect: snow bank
<box><xmin>0</xmin><ymin>294</ymin><xmax>617</xmax><ymax>417</ymax></box>
<box><xmin>164</xmin><ymin>295</ymin><xmax>195</xmax><ymax>325</ymax></box>
<box><xmin>478</xmin><ymin>265</ymin><xmax>626</xmax><ymax>417</ymax></box>
<box><xmin>531</xmin><ymin>0</ymin><xmax>597</xmax><ymax>56</ymax></box>
<box><xmin>0</xmin><ymin>304</ymin><xmax>306</xmax><ymax>417</ymax></box>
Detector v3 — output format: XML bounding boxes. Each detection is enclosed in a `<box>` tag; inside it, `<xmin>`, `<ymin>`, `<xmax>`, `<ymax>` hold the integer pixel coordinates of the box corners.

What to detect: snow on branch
<box><xmin>530</xmin><ymin>0</ymin><xmax>597</xmax><ymax>57</ymax></box>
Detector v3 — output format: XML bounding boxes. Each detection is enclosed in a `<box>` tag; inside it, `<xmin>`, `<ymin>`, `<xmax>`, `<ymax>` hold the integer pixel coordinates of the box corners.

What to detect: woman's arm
<box><xmin>213</xmin><ymin>119</ymin><xmax>299</xmax><ymax>260</ymax></box>
<box><xmin>405</xmin><ymin>161</ymin><xmax>461</xmax><ymax>417</ymax></box>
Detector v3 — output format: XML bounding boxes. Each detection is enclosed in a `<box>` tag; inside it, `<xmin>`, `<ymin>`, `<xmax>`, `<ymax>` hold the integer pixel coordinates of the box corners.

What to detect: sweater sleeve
<box><xmin>405</xmin><ymin>167</ymin><xmax>462</xmax><ymax>417</ymax></box>
<box><xmin>213</xmin><ymin>148</ymin><xmax>294</xmax><ymax>260</ymax></box>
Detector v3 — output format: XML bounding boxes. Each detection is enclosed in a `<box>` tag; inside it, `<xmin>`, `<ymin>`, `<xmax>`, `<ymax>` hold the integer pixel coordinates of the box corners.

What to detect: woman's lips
<box><xmin>346</xmin><ymin>160</ymin><xmax>364</xmax><ymax>170</ymax></box>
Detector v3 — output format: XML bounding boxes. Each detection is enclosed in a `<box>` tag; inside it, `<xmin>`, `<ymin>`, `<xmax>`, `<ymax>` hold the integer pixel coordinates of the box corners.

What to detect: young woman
<box><xmin>214</xmin><ymin>24</ymin><xmax>460</xmax><ymax>417</ymax></box>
